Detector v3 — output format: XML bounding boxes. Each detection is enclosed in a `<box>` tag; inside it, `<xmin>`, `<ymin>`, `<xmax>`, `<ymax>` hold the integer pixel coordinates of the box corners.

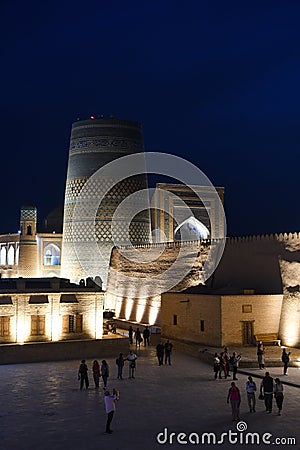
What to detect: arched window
<box><xmin>0</xmin><ymin>247</ymin><xmax>6</xmax><ymax>265</ymax></box>
<box><xmin>15</xmin><ymin>246</ymin><xmax>19</xmax><ymax>265</ymax></box>
<box><xmin>174</xmin><ymin>216</ymin><xmax>210</xmax><ymax>241</ymax></box>
<box><xmin>27</xmin><ymin>225</ymin><xmax>32</xmax><ymax>235</ymax></box>
<box><xmin>7</xmin><ymin>246</ymin><xmax>14</xmax><ymax>265</ymax></box>
<box><xmin>45</xmin><ymin>250</ymin><xmax>52</xmax><ymax>265</ymax></box>
<box><xmin>43</xmin><ymin>243</ymin><xmax>61</xmax><ymax>266</ymax></box>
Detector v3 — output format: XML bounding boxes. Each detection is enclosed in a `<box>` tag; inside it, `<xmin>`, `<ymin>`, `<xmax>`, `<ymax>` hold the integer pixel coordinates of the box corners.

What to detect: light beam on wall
<box><xmin>125</xmin><ymin>298</ymin><xmax>134</xmax><ymax>321</ymax></box>
<box><xmin>136</xmin><ymin>299</ymin><xmax>147</xmax><ymax>323</ymax></box>
<box><xmin>51</xmin><ymin>314</ymin><xmax>61</xmax><ymax>341</ymax></box>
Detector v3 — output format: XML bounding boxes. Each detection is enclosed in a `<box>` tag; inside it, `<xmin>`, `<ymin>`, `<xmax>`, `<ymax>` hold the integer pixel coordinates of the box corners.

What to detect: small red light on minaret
<box><xmin>90</xmin><ymin>115</ymin><xmax>95</xmax><ymax>120</ymax></box>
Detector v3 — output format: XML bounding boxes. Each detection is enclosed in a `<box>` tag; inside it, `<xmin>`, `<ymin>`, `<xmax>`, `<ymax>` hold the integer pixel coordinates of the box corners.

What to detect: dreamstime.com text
<box><xmin>156</xmin><ymin>423</ymin><xmax>297</xmax><ymax>446</ymax></box>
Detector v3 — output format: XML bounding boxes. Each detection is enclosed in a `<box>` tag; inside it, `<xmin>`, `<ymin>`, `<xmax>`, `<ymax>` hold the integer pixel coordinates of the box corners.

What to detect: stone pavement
<box><xmin>1</xmin><ymin>342</ymin><xmax>300</xmax><ymax>450</ymax></box>
<box><xmin>199</xmin><ymin>343</ymin><xmax>300</xmax><ymax>369</ymax></box>
<box><xmin>199</xmin><ymin>344</ymin><xmax>300</xmax><ymax>387</ymax></box>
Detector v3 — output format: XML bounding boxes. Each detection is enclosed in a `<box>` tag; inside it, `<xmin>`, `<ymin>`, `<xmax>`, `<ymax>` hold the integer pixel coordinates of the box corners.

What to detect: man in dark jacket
<box><xmin>281</xmin><ymin>348</ymin><xmax>291</xmax><ymax>375</ymax></box>
<box><xmin>78</xmin><ymin>359</ymin><xmax>89</xmax><ymax>390</ymax></box>
<box><xmin>156</xmin><ymin>342</ymin><xmax>164</xmax><ymax>366</ymax></box>
<box><xmin>164</xmin><ymin>340</ymin><xmax>173</xmax><ymax>365</ymax></box>
<box><xmin>260</xmin><ymin>372</ymin><xmax>274</xmax><ymax>413</ymax></box>
<box><xmin>143</xmin><ymin>326</ymin><xmax>150</xmax><ymax>346</ymax></box>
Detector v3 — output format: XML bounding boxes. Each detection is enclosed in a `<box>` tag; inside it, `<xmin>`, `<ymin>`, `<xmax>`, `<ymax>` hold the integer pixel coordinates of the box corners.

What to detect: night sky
<box><xmin>1</xmin><ymin>1</ymin><xmax>300</xmax><ymax>236</ymax></box>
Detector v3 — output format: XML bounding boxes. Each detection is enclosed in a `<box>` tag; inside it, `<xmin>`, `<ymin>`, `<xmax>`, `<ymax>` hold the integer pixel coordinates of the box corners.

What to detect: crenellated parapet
<box><xmin>227</xmin><ymin>231</ymin><xmax>300</xmax><ymax>244</ymax></box>
<box><xmin>118</xmin><ymin>238</ymin><xmax>213</xmax><ymax>250</ymax></box>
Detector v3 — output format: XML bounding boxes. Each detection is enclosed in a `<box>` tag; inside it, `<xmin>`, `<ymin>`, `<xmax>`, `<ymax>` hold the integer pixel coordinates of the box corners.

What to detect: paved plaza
<box><xmin>1</xmin><ymin>342</ymin><xmax>300</xmax><ymax>450</ymax></box>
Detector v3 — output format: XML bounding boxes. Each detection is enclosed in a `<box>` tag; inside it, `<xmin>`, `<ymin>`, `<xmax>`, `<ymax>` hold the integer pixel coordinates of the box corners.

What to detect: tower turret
<box><xmin>18</xmin><ymin>205</ymin><xmax>38</xmax><ymax>277</ymax></box>
<box><xmin>61</xmin><ymin>117</ymin><xmax>151</xmax><ymax>286</ymax></box>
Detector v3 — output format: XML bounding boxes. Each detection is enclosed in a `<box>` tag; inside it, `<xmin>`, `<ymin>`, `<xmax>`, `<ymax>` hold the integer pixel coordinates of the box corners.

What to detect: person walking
<box><xmin>223</xmin><ymin>347</ymin><xmax>231</xmax><ymax>377</ymax></box>
<box><xmin>126</xmin><ymin>350</ymin><xmax>137</xmax><ymax>378</ymax></box>
<box><xmin>246</xmin><ymin>376</ymin><xmax>257</xmax><ymax>412</ymax></box>
<box><xmin>101</xmin><ymin>360</ymin><xmax>110</xmax><ymax>389</ymax></box>
<box><xmin>164</xmin><ymin>340</ymin><xmax>173</xmax><ymax>365</ymax></box>
<box><xmin>143</xmin><ymin>326</ymin><xmax>150</xmax><ymax>346</ymax></box>
<box><xmin>227</xmin><ymin>381</ymin><xmax>241</xmax><ymax>421</ymax></box>
<box><xmin>213</xmin><ymin>352</ymin><xmax>221</xmax><ymax>380</ymax></box>
<box><xmin>92</xmin><ymin>360</ymin><xmax>100</xmax><ymax>388</ymax></box>
<box><xmin>156</xmin><ymin>341</ymin><xmax>164</xmax><ymax>366</ymax></box>
<box><xmin>257</xmin><ymin>341</ymin><xmax>265</xmax><ymax>369</ymax></box>
<box><xmin>116</xmin><ymin>353</ymin><xmax>125</xmax><ymax>380</ymax></box>
<box><xmin>78</xmin><ymin>359</ymin><xmax>89</xmax><ymax>390</ymax></box>
<box><xmin>274</xmin><ymin>378</ymin><xmax>284</xmax><ymax>416</ymax></box>
<box><xmin>219</xmin><ymin>352</ymin><xmax>228</xmax><ymax>379</ymax></box>
<box><xmin>281</xmin><ymin>348</ymin><xmax>291</xmax><ymax>376</ymax></box>
<box><xmin>104</xmin><ymin>388</ymin><xmax>120</xmax><ymax>434</ymax></box>
<box><xmin>135</xmin><ymin>328</ymin><xmax>142</xmax><ymax>348</ymax></box>
<box><xmin>260</xmin><ymin>371</ymin><xmax>274</xmax><ymax>413</ymax></box>
<box><xmin>128</xmin><ymin>326</ymin><xmax>133</xmax><ymax>344</ymax></box>
<box><xmin>230</xmin><ymin>352</ymin><xmax>241</xmax><ymax>380</ymax></box>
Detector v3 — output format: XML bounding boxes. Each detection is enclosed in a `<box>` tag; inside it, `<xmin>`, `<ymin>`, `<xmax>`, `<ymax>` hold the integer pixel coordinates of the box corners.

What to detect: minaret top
<box><xmin>20</xmin><ymin>205</ymin><xmax>37</xmax><ymax>221</ymax></box>
<box><xmin>71</xmin><ymin>116</ymin><xmax>142</xmax><ymax>131</ymax></box>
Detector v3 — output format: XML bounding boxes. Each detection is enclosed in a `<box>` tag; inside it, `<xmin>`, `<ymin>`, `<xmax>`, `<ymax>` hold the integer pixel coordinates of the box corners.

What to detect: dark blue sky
<box><xmin>1</xmin><ymin>0</ymin><xmax>300</xmax><ymax>236</ymax></box>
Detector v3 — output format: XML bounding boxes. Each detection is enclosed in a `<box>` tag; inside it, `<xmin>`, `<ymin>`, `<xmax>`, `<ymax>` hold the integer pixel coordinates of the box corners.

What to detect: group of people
<box><xmin>257</xmin><ymin>342</ymin><xmax>291</xmax><ymax>375</ymax></box>
<box><xmin>213</xmin><ymin>347</ymin><xmax>241</xmax><ymax>380</ymax></box>
<box><xmin>78</xmin><ymin>351</ymin><xmax>138</xmax><ymax>434</ymax></box>
<box><xmin>227</xmin><ymin>372</ymin><xmax>284</xmax><ymax>421</ymax></box>
<box><xmin>260</xmin><ymin>372</ymin><xmax>284</xmax><ymax>415</ymax></box>
<box><xmin>156</xmin><ymin>340</ymin><xmax>173</xmax><ymax>365</ymax></box>
<box><xmin>128</xmin><ymin>325</ymin><xmax>151</xmax><ymax>347</ymax></box>
<box><xmin>78</xmin><ymin>359</ymin><xmax>110</xmax><ymax>390</ymax></box>
<box><xmin>78</xmin><ymin>350</ymin><xmax>138</xmax><ymax>390</ymax></box>
<box><xmin>224</xmin><ymin>343</ymin><xmax>291</xmax><ymax>421</ymax></box>
<box><xmin>79</xmin><ymin>339</ymin><xmax>291</xmax><ymax>432</ymax></box>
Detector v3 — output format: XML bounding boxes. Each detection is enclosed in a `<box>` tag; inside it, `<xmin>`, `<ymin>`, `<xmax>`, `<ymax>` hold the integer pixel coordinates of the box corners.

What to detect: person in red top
<box><xmin>227</xmin><ymin>382</ymin><xmax>241</xmax><ymax>421</ymax></box>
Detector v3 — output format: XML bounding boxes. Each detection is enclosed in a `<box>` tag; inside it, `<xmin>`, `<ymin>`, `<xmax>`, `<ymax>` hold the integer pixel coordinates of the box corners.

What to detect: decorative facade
<box><xmin>152</xmin><ymin>184</ymin><xmax>225</xmax><ymax>242</ymax></box>
<box><xmin>0</xmin><ymin>277</ymin><xmax>103</xmax><ymax>344</ymax></box>
<box><xmin>0</xmin><ymin>205</ymin><xmax>62</xmax><ymax>280</ymax></box>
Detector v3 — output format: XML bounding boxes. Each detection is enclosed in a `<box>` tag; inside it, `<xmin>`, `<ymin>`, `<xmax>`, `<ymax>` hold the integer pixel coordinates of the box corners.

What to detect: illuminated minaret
<box><xmin>18</xmin><ymin>205</ymin><xmax>38</xmax><ymax>277</ymax></box>
<box><xmin>61</xmin><ymin>117</ymin><xmax>151</xmax><ymax>286</ymax></box>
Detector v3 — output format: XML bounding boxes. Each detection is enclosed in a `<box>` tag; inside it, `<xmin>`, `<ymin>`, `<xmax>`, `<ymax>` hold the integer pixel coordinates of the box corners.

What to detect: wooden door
<box><xmin>242</xmin><ymin>321</ymin><xmax>254</xmax><ymax>345</ymax></box>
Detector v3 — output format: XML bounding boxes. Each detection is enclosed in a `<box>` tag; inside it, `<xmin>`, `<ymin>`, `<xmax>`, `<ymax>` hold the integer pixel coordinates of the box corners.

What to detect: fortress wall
<box><xmin>209</xmin><ymin>235</ymin><xmax>285</xmax><ymax>293</ymax></box>
<box><xmin>106</xmin><ymin>240</ymin><xmax>212</xmax><ymax>325</ymax></box>
<box><xmin>215</xmin><ymin>233</ymin><xmax>300</xmax><ymax>346</ymax></box>
<box><xmin>107</xmin><ymin>232</ymin><xmax>300</xmax><ymax>344</ymax></box>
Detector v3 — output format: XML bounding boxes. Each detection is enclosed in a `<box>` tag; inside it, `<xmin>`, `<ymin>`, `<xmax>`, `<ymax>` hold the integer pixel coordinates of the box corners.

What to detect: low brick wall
<box><xmin>0</xmin><ymin>337</ymin><xmax>129</xmax><ymax>365</ymax></box>
<box><xmin>161</xmin><ymin>336</ymin><xmax>299</xmax><ymax>368</ymax></box>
